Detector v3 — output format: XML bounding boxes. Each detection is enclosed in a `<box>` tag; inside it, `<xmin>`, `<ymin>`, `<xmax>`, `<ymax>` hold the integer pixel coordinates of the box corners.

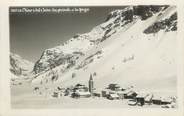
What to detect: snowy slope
<box><xmin>10</xmin><ymin>53</ymin><xmax>34</xmax><ymax>78</ymax></box>
<box><xmin>33</xmin><ymin>7</ymin><xmax>133</xmax><ymax>74</ymax></box>
<box><xmin>33</xmin><ymin>5</ymin><xmax>168</xmax><ymax>75</ymax></box>
<box><xmin>31</xmin><ymin>6</ymin><xmax>177</xmax><ymax>95</ymax></box>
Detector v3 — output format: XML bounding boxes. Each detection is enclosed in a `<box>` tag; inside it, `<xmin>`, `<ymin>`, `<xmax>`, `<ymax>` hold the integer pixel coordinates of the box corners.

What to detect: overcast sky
<box><xmin>10</xmin><ymin>6</ymin><xmax>125</xmax><ymax>63</ymax></box>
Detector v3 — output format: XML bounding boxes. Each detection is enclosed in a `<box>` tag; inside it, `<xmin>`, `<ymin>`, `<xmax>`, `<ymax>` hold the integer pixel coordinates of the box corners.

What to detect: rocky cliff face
<box><xmin>144</xmin><ymin>12</ymin><xmax>177</xmax><ymax>34</ymax></box>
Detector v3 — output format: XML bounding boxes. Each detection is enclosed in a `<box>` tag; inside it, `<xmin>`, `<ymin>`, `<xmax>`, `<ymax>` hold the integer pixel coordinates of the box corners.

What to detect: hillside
<box><xmin>10</xmin><ymin>53</ymin><xmax>34</xmax><ymax>78</ymax></box>
<box><xmin>30</xmin><ymin>5</ymin><xmax>177</xmax><ymax>95</ymax></box>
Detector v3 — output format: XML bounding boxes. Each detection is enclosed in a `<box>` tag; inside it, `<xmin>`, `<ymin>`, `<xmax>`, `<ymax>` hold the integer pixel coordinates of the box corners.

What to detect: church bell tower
<box><xmin>89</xmin><ymin>74</ymin><xmax>94</xmax><ymax>95</ymax></box>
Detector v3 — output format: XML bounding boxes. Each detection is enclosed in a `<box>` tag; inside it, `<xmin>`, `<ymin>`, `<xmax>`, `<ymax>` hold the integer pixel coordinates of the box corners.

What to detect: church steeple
<box><xmin>89</xmin><ymin>74</ymin><xmax>94</xmax><ymax>95</ymax></box>
<box><xmin>90</xmin><ymin>74</ymin><xmax>93</xmax><ymax>80</ymax></box>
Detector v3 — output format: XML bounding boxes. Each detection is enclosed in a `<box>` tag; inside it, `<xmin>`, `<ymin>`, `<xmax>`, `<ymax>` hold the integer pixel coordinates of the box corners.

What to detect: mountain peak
<box><xmin>32</xmin><ymin>5</ymin><xmax>177</xmax><ymax>80</ymax></box>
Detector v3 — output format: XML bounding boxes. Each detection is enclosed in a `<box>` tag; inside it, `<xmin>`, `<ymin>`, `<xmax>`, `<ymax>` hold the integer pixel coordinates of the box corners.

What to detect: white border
<box><xmin>0</xmin><ymin>0</ymin><xmax>184</xmax><ymax>116</ymax></box>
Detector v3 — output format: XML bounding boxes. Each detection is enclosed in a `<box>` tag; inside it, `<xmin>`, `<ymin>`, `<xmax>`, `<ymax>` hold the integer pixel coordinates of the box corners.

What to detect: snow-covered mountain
<box><xmin>33</xmin><ymin>6</ymin><xmax>168</xmax><ymax>74</ymax></box>
<box><xmin>32</xmin><ymin>5</ymin><xmax>177</xmax><ymax>94</ymax></box>
<box><xmin>10</xmin><ymin>53</ymin><xmax>34</xmax><ymax>78</ymax></box>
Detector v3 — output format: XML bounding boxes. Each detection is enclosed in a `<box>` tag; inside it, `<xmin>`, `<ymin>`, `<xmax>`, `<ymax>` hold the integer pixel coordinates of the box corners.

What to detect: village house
<box><xmin>73</xmin><ymin>83</ymin><xmax>88</xmax><ymax>92</ymax></box>
<box><xmin>70</xmin><ymin>83</ymin><xmax>90</xmax><ymax>98</ymax></box>
<box><xmin>115</xmin><ymin>89</ymin><xmax>130</xmax><ymax>99</ymax></box>
<box><xmin>116</xmin><ymin>91</ymin><xmax>126</xmax><ymax>99</ymax></box>
<box><xmin>71</xmin><ymin>74</ymin><xmax>96</xmax><ymax>98</ymax></box>
<box><xmin>107</xmin><ymin>84</ymin><xmax>121</xmax><ymax>91</ymax></box>
<box><xmin>101</xmin><ymin>90</ymin><xmax>108</xmax><ymax>97</ymax></box>
<box><xmin>57</xmin><ymin>86</ymin><xmax>65</xmax><ymax>92</ymax></box>
<box><xmin>145</xmin><ymin>94</ymin><xmax>153</xmax><ymax>105</ymax></box>
<box><xmin>152</xmin><ymin>96</ymin><xmax>162</xmax><ymax>105</ymax></box>
<box><xmin>128</xmin><ymin>99</ymin><xmax>137</xmax><ymax>106</ymax></box>
<box><xmin>45</xmin><ymin>73</ymin><xmax>176</xmax><ymax>108</ymax></box>
<box><xmin>135</xmin><ymin>93</ymin><xmax>149</xmax><ymax>106</ymax></box>
<box><xmin>107</xmin><ymin>93</ymin><xmax>120</xmax><ymax>100</ymax></box>
<box><xmin>124</xmin><ymin>90</ymin><xmax>137</xmax><ymax>99</ymax></box>
<box><xmin>74</xmin><ymin>91</ymin><xmax>91</xmax><ymax>98</ymax></box>
<box><xmin>93</xmin><ymin>90</ymin><xmax>101</xmax><ymax>97</ymax></box>
<box><xmin>152</xmin><ymin>96</ymin><xmax>173</xmax><ymax>106</ymax></box>
<box><xmin>105</xmin><ymin>84</ymin><xmax>123</xmax><ymax>99</ymax></box>
<box><xmin>101</xmin><ymin>84</ymin><xmax>136</xmax><ymax>100</ymax></box>
<box><xmin>161</xmin><ymin>97</ymin><xmax>173</xmax><ymax>105</ymax></box>
<box><xmin>52</xmin><ymin>90</ymin><xmax>63</xmax><ymax>98</ymax></box>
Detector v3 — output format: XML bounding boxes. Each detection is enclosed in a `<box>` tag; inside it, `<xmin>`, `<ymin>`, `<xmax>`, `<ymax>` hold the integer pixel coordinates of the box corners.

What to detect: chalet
<box><xmin>57</xmin><ymin>86</ymin><xmax>65</xmax><ymax>91</ymax></box>
<box><xmin>116</xmin><ymin>91</ymin><xmax>127</xmax><ymax>99</ymax></box>
<box><xmin>161</xmin><ymin>102</ymin><xmax>176</xmax><ymax>108</ymax></box>
<box><xmin>52</xmin><ymin>91</ymin><xmax>62</xmax><ymax>98</ymax></box>
<box><xmin>104</xmin><ymin>84</ymin><xmax>136</xmax><ymax>99</ymax></box>
<box><xmin>102</xmin><ymin>90</ymin><xmax>108</xmax><ymax>97</ymax></box>
<box><xmin>124</xmin><ymin>91</ymin><xmax>137</xmax><ymax>99</ymax></box>
<box><xmin>73</xmin><ymin>83</ymin><xmax>88</xmax><ymax>92</ymax></box>
<box><xmin>75</xmin><ymin>91</ymin><xmax>91</xmax><ymax>98</ymax></box>
<box><xmin>93</xmin><ymin>90</ymin><xmax>101</xmax><ymax>97</ymax></box>
<box><xmin>161</xmin><ymin>97</ymin><xmax>173</xmax><ymax>105</ymax></box>
<box><xmin>135</xmin><ymin>93</ymin><xmax>149</xmax><ymax>106</ymax></box>
<box><xmin>93</xmin><ymin>93</ymin><xmax>101</xmax><ymax>97</ymax></box>
<box><xmin>109</xmin><ymin>90</ymin><xmax>116</xmax><ymax>94</ymax></box>
<box><xmin>120</xmin><ymin>85</ymin><xmax>130</xmax><ymax>91</ymax></box>
<box><xmin>107</xmin><ymin>84</ymin><xmax>121</xmax><ymax>91</ymax></box>
<box><xmin>101</xmin><ymin>88</ymin><xmax>123</xmax><ymax>99</ymax></box>
<box><xmin>107</xmin><ymin>93</ymin><xmax>120</xmax><ymax>100</ymax></box>
<box><xmin>152</xmin><ymin>96</ymin><xmax>162</xmax><ymax>105</ymax></box>
<box><xmin>71</xmin><ymin>92</ymin><xmax>79</xmax><ymax>98</ymax></box>
<box><xmin>115</xmin><ymin>89</ymin><xmax>131</xmax><ymax>99</ymax></box>
<box><xmin>64</xmin><ymin>88</ymin><xmax>71</xmax><ymax>96</ymax></box>
<box><xmin>71</xmin><ymin>83</ymin><xmax>91</xmax><ymax>98</ymax></box>
<box><xmin>128</xmin><ymin>99</ymin><xmax>137</xmax><ymax>106</ymax></box>
<box><xmin>145</xmin><ymin>94</ymin><xmax>153</xmax><ymax>104</ymax></box>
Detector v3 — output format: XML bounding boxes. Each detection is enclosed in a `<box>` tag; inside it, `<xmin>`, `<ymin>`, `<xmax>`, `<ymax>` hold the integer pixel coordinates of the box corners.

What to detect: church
<box><xmin>88</xmin><ymin>74</ymin><xmax>94</xmax><ymax>95</ymax></box>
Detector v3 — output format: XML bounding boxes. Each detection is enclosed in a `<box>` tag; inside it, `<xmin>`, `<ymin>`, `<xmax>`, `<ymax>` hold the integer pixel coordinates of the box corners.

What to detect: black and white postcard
<box><xmin>0</xmin><ymin>0</ymin><xmax>184</xmax><ymax>116</ymax></box>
